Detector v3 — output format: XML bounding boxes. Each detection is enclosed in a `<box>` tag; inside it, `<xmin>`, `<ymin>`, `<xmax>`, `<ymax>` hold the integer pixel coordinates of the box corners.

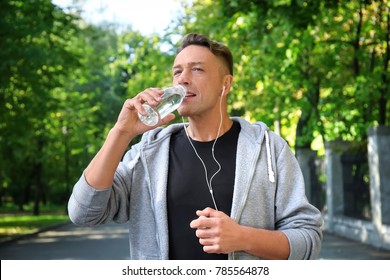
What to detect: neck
<box><xmin>186</xmin><ymin>116</ymin><xmax>233</xmax><ymax>142</ymax></box>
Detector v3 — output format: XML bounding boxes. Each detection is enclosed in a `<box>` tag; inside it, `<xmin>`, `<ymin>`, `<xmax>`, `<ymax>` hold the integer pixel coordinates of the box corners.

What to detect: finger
<box><xmin>195</xmin><ymin>207</ymin><xmax>212</xmax><ymax>217</ymax></box>
<box><xmin>196</xmin><ymin>207</ymin><xmax>220</xmax><ymax>218</ymax></box>
<box><xmin>138</xmin><ymin>88</ymin><xmax>163</xmax><ymax>106</ymax></box>
<box><xmin>195</xmin><ymin>227</ymin><xmax>218</xmax><ymax>239</ymax></box>
<box><xmin>118</xmin><ymin>99</ymin><xmax>142</xmax><ymax>122</ymax></box>
<box><xmin>123</xmin><ymin>98</ymin><xmax>137</xmax><ymax>110</ymax></box>
<box><xmin>159</xmin><ymin>113</ymin><xmax>176</xmax><ymax>125</ymax></box>
<box><xmin>129</xmin><ymin>89</ymin><xmax>161</xmax><ymax>115</ymax></box>
<box><xmin>125</xmin><ymin>96</ymin><xmax>146</xmax><ymax>116</ymax></box>
<box><xmin>137</xmin><ymin>88</ymin><xmax>166</xmax><ymax>117</ymax></box>
<box><xmin>190</xmin><ymin>216</ymin><xmax>215</xmax><ymax>230</ymax></box>
<box><xmin>190</xmin><ymin>216</ymin><xmax>206</xmax><ymax>229</ymax></box>
<box><xmin>199</xmin><ymin>237</ymin><xmax>214</xmax><ymax>246</ymax></box>
<box><xmin>203</xmin><ymin>244</ymin><xmax>221</xmax><ymax>254</ymax></box>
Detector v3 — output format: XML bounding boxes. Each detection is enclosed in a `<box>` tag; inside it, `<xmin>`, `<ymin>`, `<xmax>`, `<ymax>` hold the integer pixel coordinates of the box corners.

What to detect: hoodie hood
<box><xmin>142</xmin><ymin>117</ymin><xmax>267</xmax><ymax>144</ymax></box>
<box><xmin>234</xmin><ymin>118</ymin><xmax>275</xmax><ymax>183</ymax></box>
<box><xmin>140</xmin><ymin>117</ymin><xmax>275</xmax><ymax>183</ymax></box>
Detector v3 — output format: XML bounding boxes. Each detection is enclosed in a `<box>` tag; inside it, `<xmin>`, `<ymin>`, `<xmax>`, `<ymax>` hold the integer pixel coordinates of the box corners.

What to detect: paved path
<box><xmin>1</xmin><ymin>222</ymin><xmax>390</xmax><ymax>260</ymax></box>
<box><xmin>0</xmin><ymin>222</ymin><xmax>129</xmax><ymax>260</ymax></box>
<box><xmin>318</xmin><ymin>231</ymin><xmax>390</xmax><ymax>260</ymax></box>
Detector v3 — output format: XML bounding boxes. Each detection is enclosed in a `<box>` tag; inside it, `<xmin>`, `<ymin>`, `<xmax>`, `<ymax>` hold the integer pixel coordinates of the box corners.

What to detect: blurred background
<box><xmin>0</xmin><ymin>0</ymin><xmax>389</xmax><ymax>255</ymax></box>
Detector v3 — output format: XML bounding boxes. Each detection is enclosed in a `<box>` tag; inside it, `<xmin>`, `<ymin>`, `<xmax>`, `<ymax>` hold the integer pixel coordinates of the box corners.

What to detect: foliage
<box><xmin>0</xmin><ymin>0</ymin><xmax>81</xmax><ymax>214</ymax></box>
<box><xmin>0</xmin><ymin>214</ymin><xmax>69</xmax><ymax>240</ymax></box>
<box><xmin>0</xmin><ymin>0</ymin><xmax>173</xmax><ymax>213</ymax></box>
<box><xmin>0</xmin><ymin>202</ymin><xmax>69</xmax><ymax>239</ymax></box>
<box><xmin>177</xmin><ymin>0</ymin><xmax>390</xmax><ymax>150</ymax></box>
<box><xmin>0</xmin><ymin>0</ymin><xmax>389</xmax><ymax>213</ymax></box>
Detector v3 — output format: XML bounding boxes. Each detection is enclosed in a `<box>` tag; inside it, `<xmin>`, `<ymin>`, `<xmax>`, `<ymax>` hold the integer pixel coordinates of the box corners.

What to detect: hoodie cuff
<box><xmin>68</xmin><ymin>173</ymin><xmax>112</xmax><ymax>224</ymax></box>
<box><xmin>282</xmin><ymin>229</ymin><xmax>308</xmax><ymax>260</ymax></box>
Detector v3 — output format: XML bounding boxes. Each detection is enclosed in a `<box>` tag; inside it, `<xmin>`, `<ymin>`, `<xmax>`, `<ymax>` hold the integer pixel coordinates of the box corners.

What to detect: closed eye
<box><xmin>173</xmin><ymin>69</ymin><xmax>182</xmax><ymax>76</ymax></box>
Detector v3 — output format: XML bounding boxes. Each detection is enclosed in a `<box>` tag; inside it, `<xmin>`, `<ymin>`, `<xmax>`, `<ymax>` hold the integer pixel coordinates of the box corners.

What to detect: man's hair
<box><xmin>177</xmin><ymin>33</ymin><xmax>233</xmax><ymax>75</ymax></box>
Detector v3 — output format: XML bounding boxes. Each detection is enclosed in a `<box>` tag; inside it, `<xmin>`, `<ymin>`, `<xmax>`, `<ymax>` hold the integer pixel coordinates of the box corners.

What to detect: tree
<box><xmin>174</xmin><ymin>0</ymin><xmax>390</xmax><ymax>151</ymax></box>
<box><xmin>0</xmin><ymin>0</ymin><xmax>81</xmax><ymax>213</ymax></box>
<box><xmin>0</xmin><ymin>0</ymin><xmax>176</xmax><ymax>212</ymax></box>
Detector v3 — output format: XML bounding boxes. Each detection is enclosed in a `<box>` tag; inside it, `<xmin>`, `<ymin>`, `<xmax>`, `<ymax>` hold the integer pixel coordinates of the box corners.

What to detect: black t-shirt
<box><xmin>167</xmin><ymin>121</ymin><xmax>241</xmax><ymax>260</ymax></box>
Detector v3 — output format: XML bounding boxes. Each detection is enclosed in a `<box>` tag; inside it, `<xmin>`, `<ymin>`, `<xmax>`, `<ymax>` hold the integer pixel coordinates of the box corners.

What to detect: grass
<box><xmin>0</xmin><ymin>203</ymin><xmax>70</xmax><ymax>241</ymax></box>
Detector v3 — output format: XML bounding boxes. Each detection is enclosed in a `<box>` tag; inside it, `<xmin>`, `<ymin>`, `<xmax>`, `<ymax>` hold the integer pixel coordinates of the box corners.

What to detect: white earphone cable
<box><xmin>182</xmin><ymin>87</ymin><xmax>225</xmax><ymax>211</ymax></box>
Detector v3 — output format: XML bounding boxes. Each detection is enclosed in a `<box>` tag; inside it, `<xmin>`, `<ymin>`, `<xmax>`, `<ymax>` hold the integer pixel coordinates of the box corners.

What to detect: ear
<box><xmin>221</xmin><ymin>75</ymin><xmax>233</xmax><ymax>96</ymax></box>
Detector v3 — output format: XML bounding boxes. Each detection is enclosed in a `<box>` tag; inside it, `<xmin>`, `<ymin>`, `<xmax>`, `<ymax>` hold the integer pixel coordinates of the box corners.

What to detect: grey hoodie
<box><xmin>68</xmin><ymin>117</ymin><xmax>323</xmax><ymax>260</ymax></box>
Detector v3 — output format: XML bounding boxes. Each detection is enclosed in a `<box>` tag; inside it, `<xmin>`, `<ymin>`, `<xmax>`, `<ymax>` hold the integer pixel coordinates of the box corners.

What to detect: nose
<box><xmin>175</xmin><ymin>69</ymin><xmax>190</xmax><ymax>87</ymax></box>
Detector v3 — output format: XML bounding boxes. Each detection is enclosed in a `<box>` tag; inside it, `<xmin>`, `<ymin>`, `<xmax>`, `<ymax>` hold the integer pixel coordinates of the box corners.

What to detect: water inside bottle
<box><xmin>138</xmin><ymin>104</ymin><xmax>159</xmax><ymax>126</ymax></box>
<box><xmin>156</xmin><ymin>93</ymin><xmax>184</xmax><ymax>119</ymax></box>
<box><xmin>138</xmin><ymin>85</ymin><xmax>186</xmax><ymax>126</ymax></box>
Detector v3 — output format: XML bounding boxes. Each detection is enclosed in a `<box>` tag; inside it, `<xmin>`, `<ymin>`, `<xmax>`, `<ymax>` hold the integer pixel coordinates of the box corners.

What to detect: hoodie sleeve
<box><xmin>67</xmin><ymin>145</ymin><xmax>140</xmax><ymax>226</ymax></box>
<box><xmin>273</xmin><ymin>141</ymin><xmax>323</xmax><ymax>260</ymax></box>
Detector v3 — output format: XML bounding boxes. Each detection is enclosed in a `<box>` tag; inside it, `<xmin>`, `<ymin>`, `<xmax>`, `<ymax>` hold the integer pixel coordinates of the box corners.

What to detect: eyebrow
<box><xmin>172</xmin><ymin>61</ymin><xmax>205</xmax><ymax>70</ymax></box>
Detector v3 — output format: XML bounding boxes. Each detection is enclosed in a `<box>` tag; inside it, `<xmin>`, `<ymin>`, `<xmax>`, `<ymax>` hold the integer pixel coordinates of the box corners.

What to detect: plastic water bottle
<box><xmin>138</xmin><ymin>85</ymin><xmax>187</xmax><ymax>126</ymax></box>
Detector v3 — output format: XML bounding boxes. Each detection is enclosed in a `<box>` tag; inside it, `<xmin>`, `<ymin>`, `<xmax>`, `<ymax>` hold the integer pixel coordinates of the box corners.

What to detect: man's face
<box><xmin>172</xmin><ymin>45</ymin><xmax>227</xmax><ymax>118</ymax></box>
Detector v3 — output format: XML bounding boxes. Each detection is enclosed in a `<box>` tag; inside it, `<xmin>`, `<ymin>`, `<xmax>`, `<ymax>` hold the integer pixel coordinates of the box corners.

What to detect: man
<box><xmin>68</xmin><ymin>33</ymin><xmax>323</xmax><ymax>260</ymax></box>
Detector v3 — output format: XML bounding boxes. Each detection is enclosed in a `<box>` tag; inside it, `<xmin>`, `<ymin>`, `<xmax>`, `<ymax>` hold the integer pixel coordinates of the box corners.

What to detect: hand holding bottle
<box><xmin>113</xmin><ymin>86</ymin><xmax>186</xmax><ymax>138</ymax></box>
<box><xmin>138</xmin><ymin>85</ymin><xmax>187</xmax><ymax>126</ymax></box>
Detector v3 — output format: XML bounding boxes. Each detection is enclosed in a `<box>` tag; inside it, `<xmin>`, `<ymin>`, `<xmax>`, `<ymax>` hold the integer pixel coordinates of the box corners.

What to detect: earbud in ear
<box><xmin>221</xmin><ymin>86</ymin><xmax>226</xmax><ymax>96</ymax></box>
